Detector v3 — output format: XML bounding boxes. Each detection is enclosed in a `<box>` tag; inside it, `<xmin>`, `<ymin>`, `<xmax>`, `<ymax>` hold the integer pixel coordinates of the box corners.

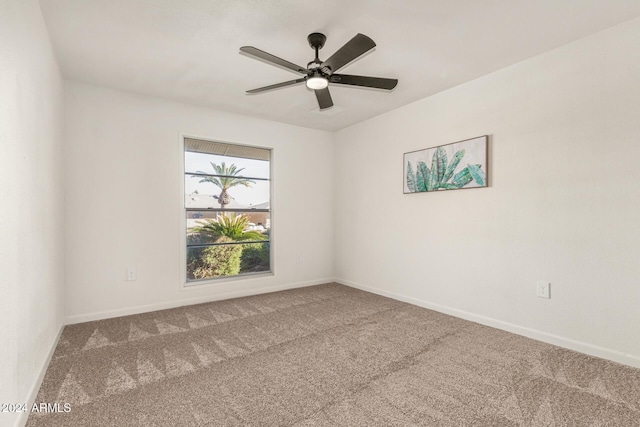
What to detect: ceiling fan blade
<box><xmin>246</xmin><ymin>78</ymin><xmax>306</xmax><ymax>94</ymax></box>
<box><xmin>330</xmin><ymin>74</ymin><xmax>398</xmax><ymax>90</ymax></box>
<box><xmin>315</xmin><ymin>87</ymin><xmax>333</xmax><ymax>110</ymax></box>
<box><xmin>321</xmin><ymin>34</ymin><xmax>376</xmax><ymax>73</ymax></box>
<box><xmin>240</xmin><ymin>46</ymin><xmax>307</xmax><ymax>74</ymax></box>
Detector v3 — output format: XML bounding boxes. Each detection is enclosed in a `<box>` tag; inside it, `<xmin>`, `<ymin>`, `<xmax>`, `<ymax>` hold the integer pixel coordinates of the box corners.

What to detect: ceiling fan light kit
<box><xmin>306</xmin><ymin>73</ymin><xmax>328</xmax><ymax>90</ymax></box>
<box><xmin>240</xmin><ymin>32</ymin><xmax>398</xmax><ymax>110</ymax></box>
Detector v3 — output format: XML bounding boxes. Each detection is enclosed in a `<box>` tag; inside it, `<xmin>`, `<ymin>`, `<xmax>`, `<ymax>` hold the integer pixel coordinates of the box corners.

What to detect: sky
<box><xmin>185</xmin><ymin>152</ymin><xmax>270</xmax><ymax>208</ymax></box>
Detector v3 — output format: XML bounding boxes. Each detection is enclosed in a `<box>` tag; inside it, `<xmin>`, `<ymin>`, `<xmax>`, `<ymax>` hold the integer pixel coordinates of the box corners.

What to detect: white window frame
<box><xmin>179</xmin><ymin>135</ymin><xmax>274</xmax><ymax>288</ymax></box>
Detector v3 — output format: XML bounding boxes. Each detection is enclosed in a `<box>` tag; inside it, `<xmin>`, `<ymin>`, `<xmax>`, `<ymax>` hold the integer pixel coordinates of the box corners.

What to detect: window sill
<box><xmin>182</xmin><ymin>271</ymin><xmax>274</xmax><ymax>290</ymax></box>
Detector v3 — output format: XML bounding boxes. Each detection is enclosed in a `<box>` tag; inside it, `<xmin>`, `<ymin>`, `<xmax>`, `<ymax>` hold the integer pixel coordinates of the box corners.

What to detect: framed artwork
<box><xmin>404</xmin><ymin>135</ymin><xmax>488</xmax><ymax>193</ymax></box>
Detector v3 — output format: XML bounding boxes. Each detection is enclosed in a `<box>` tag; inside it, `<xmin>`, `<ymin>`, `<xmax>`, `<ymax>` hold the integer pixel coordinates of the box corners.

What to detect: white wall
<box><xmin>63</xmin><ymin>81</ymin><xmax>334</xmax><ymax>322</ymax></box>
<box><xmin>0</xmin><ymin>1</ymin><xmax>65</xmax><ymax>426</ymax></box>
<box><xmin>334</xmin><ymin>18</ymin><xmax>640</xmax><ymax>367</ymax></box>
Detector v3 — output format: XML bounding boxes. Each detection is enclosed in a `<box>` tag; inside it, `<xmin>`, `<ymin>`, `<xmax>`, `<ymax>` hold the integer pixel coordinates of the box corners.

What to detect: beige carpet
<box><xmin>28</xmin><ymin>283</ymin><xmax>640</xmax><ymax>426</ymax></box>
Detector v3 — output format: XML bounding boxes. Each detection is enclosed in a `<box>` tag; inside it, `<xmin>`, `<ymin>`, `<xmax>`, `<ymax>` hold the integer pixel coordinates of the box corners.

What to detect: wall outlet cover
<box><xmin>536</xmin><ymin>281</ymin><xmax>550</xmax><ymax>299</ymax></box>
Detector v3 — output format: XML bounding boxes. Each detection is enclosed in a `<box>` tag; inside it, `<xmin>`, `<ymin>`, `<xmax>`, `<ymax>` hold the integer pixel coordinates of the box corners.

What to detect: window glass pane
<box><xmin>185</xmin><ymin>175</ymin><xmax>269</xmax><ymax>210</ymax></box>
<box><xmin>187</xmin><ymin>241</ymin><xmax>270</xmax><ymax>281</ymax></box>
<box><xmin>185</xmin><ymin>151</ymin><xmax>270</xmax><ymax>179</ymax></box>
<box><xmin>185</xmin><ymin>139</ymin><xmax>271</xmax><ymax>284</ymax></box>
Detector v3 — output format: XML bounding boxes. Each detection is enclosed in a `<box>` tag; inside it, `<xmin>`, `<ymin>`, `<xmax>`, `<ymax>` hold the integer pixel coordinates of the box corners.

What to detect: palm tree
<box><xmin>191</xmin><ymin>213</ymin><xmax>267</xmax><ymax>242</ymax></box>
<box><xmin>195</xmin><ymin>162</ymin><xmax>255</xmax><ymax>209</ymax></box>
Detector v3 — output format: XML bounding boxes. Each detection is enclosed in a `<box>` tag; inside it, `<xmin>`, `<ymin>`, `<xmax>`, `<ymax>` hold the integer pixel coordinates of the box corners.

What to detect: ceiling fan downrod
<box><xmin>307</xmin><ymin>32</ymin><xmax>326</xmax><ymax>70</ymax></box>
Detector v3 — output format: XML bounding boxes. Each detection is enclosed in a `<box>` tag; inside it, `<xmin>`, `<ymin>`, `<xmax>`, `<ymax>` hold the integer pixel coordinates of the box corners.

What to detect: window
<box><xmin>184</xmin><ymin>138</ymin><xmax>271</xmax><ymax>283</ymax></box>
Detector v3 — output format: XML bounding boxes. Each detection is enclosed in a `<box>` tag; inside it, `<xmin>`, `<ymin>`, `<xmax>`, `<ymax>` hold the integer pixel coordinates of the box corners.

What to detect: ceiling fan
<box><xmin>240</xmin><ymin>33</ymin><xmax>398</xmax><ymax>110</ymax></box>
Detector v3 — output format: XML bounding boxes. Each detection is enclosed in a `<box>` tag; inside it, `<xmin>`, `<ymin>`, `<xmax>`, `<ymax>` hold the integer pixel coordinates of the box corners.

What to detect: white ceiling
<box><xmin>39</xmin><ymin>0</ymin><xmax>640</xmax><ymax>131</ymax></box>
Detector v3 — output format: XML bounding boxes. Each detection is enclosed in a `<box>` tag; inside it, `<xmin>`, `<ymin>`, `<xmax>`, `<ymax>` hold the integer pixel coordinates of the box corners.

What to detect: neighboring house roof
<box><xmin>185</xmin><ymin>193</ymin><xmax>269</xmax><ymax>210</ymax></box>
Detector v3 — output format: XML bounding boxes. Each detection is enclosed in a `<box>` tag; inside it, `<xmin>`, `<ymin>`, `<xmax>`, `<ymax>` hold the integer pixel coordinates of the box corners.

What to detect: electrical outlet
<box><xmin>296</xmin><ymin>255</ymin><xmax>303</xmax><ymax>264</ymax></box>
<box><xmin>127</xmin><ymin>267</ymin><xmax>137</xmax><ymax>281</ymax></box>
<box><xmin>536</xmin><ymin>281</ymin><xmax>550</xmax><ymax>299</ymax></box>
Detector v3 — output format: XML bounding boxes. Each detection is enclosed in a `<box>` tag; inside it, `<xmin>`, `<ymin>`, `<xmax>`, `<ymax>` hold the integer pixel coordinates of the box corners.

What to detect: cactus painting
<box><xmin>404</xmin><ymin>136</ymin><xmax>488</xmax><ymax>193</ymax></box>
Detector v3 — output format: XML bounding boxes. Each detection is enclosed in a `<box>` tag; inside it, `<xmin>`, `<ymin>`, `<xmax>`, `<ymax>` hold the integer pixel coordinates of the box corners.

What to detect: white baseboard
<box><xmin>65</xmin><ymin>277</ymin><xmax>336</xmax><ymax>325</ymax></box>
<box><xmin>15</xmin><ymin>324</ymin><xmax>64</xmax><ymax>427</ymax></box>
<box><xmin>336</xmin><ymin>278</ymin><xmax>640</xmax><ymax>369</ymax></box>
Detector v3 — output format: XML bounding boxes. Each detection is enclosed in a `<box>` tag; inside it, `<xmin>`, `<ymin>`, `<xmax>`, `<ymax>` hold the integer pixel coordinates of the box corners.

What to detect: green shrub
<box><xmin>188</xmin><ymin>237</ymin><xmax>242</xmax><ymax>279</ymax></box>
<box><xmin>240</xmin><ymin>242</ymin><xmax>270</xmax><ymax>273</ymax></box>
